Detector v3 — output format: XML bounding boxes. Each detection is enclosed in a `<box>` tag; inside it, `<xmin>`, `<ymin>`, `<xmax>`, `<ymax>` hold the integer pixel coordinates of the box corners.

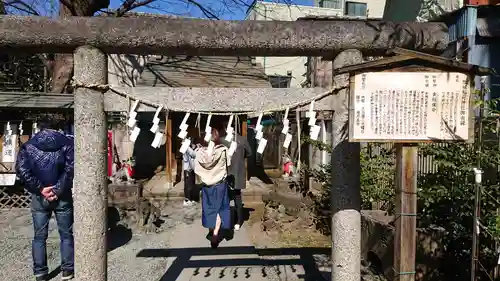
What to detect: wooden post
<box><xmin>73</xmin><ymin>46</ymin><xmax>108</xmax><ymax>281</ymax></box>
<box><xmin>241</xmin><ymin>115</ymin><xmax>248</xmax><ymax>180</ymax></box>
<box><xmin>330</xmin><ymin>49</ymin><xmax>363</xmax><ymax>281</ymax></box>
<box><xmin>394</xmin><ymin>143</ymin><xmax>418</xmax><ymax>281</ymax></box>
<box><xmin>241</xmin><ymin>115</ymin><xmax>248</xmax><ymax>137</ymax></box>
<box><xmin>165</xmin><ymin>116</ymin><xmax>172</xmax><ymax>183</ymax></box>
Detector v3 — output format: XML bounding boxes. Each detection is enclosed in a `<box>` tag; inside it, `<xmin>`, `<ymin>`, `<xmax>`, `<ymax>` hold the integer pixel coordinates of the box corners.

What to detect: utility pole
<box><xmin>471</xmin><ymin>77</ymin><xmax>486</xmax><ymax>281</ymax></box>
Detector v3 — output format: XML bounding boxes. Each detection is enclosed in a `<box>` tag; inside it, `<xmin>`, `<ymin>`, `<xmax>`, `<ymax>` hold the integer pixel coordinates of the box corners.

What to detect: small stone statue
<box><xmin>110</xmin><ymin>157</ymin><xmax>136</xmax><ymax>184</ymax></box>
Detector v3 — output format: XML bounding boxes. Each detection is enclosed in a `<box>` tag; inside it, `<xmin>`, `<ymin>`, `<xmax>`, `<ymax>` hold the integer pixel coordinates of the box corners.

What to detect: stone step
<box><xmin>143</xmin><ymin>177</ymin><xmax>273</xmax><ymax>203</ymax></box>
<box><xmin>161</xmin><ymin>185</ymin><xmax>270</xmax><ymax>203</ymax></box>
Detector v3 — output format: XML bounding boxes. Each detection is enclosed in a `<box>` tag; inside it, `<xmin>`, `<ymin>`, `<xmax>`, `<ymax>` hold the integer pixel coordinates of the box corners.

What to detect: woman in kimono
<box><xmin>194</xmin><ymin>128</ymin><xmax>232</xmax><ymax>249</ymax></box>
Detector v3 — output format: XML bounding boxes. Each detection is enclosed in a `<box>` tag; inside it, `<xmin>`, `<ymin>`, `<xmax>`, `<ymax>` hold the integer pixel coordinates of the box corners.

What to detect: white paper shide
<box><xmin>350</xmin><ymin>72</ymin><xmax>471</xmax><ymax>142</ymax></box>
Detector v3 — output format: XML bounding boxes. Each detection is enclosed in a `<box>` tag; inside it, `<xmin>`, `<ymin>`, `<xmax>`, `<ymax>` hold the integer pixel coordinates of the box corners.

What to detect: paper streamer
<box><xmin>127</xmin><ymin>111</ymin><xmax>138</xmax><ymax>128</ymax></box>
<box><xmin>256</xmin><ymin>113</ymin><xmax>263</xmax><ymax>128</ymax></box>
<box><xmin>150</xmin><ymin>123</ymin><xmax>159</xmax><ymax>133</ymax></box>
<box><xmin>129</xmin><ymin>100</ymin><xmax>140</xmax><ymax>114</ymax></box>
<box><xmin>256</xmin><ymin>130</ymin><xmax>263</xmax><ymax>140</ymax></box>
<box><xmin>227</xmin><ymin>115</ymin><xmax>234</xmax><ymax>132</ymax></box>
<box><xmin>308</xmin><ymin>116</ymin><xmax>316</xmax><ymax>126</ymax></box>
<box><xmin>310</xmin><ymin>124</ymin><xmax>321</xmax><ymax>141</ymax></box>
<box><xmin>179</xmin><ymin>138</ymin><xmax>191</xmax><ymax>154</ymax></box>
<box><xmin>282</xmin><ymin>119</ymin><xmax>289</xmax><ymax>135</ymax></box>
<box><xmin>130</xmin><ymin>126</ymin><xmax>140</xmax><ymax>142</ymax></box>
<box><xmin>284</xmin><ymin>108</ymin><xmax>289</xmax><ymax>120</ymax></box>
<box><xmin>308</xmin><ymin>101</ymin><xmax>315</xmax><ymax>116</ymax></box>
<box><xmin>151</xmin><ymin>132</ymin><xmax>163</xmax><ymax>148</ymax></box>
<box><xmin>228</xmin><ymin>141</ymin><xmax>237</xmax><ymax>157</ymax></box>
<box><xmin>281</xmin><ymin>126</ymin><xmax>289</xmax><ymax>135</ymax></box>
<box><xmin>181</xmin><ymin>112</ymin><xmax>190</xmax><ymax>126</ymax></box>
<box><xmin>177</xmin><ymin>130</ymin><xmax>188</xmax><ymax>139</ymax></box>
<box><xmin>205</xmin><ymin>114</ymin><xmax>212</xmax><ymax>133</ymax></box>
<box><xmin>152</xmin><ymin>105</ymin><xmax>163</xmax><ymax>124</ymax></box>
<box><xmin>204</xmin><ymin>132</ymin><xmax>212</xmax><ymax>142</ymax></box>
<box><xmin>127</xmin><ymin>117</ymin><xmax>137</xmax><ymax>128</ymax></box>
<box><xmin>283</xmin><ymin>133</ymin><xmax>292</xmax><ymax>149</ymax></box>
<box><xmin>257</xmin><ymin>138</ymin><xmax>267</xmax><ymax>154</ymax></box>
<box><xmin>255</xmin><ymin>113</ymin><xmax>263</xmax><ymax>136</ymax></box>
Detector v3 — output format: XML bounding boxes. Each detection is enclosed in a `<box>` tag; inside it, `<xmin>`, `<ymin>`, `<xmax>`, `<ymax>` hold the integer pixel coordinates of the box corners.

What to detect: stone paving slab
<box><xmin>141</xmin><ymin>215</ymin><xmax>273</xmax><ymax>281</ymax></box>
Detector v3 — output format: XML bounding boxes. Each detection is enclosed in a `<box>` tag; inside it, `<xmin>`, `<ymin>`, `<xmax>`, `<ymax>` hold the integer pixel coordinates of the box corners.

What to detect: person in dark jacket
<box><xmin>218</xmin><ymin>121</ymin><xmax>252</xmax><ymax>231</ymax></box>
<box><xmin>15</xmin><ymin>116</ymin><xmax>75</xmax><ymax>281</ymax></box>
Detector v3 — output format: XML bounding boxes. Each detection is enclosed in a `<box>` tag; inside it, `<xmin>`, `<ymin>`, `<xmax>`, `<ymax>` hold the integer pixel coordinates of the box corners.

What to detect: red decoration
<box><xmin>107</xmin><ymin>131</ymin><xmax>113</xmax><ymax>177</ymax></box>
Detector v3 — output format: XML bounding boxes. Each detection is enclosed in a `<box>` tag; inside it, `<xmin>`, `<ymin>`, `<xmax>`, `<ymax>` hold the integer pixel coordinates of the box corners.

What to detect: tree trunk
<box><xmin>51</xmin><ymin>0</ymin><xmax>109</xmax><ymax>93</ymax></box>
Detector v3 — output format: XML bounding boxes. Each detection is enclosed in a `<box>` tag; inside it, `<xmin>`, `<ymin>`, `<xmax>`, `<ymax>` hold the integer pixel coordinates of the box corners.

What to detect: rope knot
<box><xmin>71</xmin><ymin>80</ymin><xmax>111</xmax><ymax>92</ymax></box>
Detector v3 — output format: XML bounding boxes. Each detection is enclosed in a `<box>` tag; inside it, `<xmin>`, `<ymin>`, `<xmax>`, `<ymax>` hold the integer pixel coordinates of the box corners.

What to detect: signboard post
<box><xmin>349</xmin><ymin>71</ymin><xmax>472</xmax><ymax>281</ymax></box>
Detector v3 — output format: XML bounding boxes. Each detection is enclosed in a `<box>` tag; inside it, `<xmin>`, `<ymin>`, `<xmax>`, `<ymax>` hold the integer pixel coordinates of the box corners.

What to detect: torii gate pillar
<box><xmin>73</xmin><ymin>45</ymin><xmax>108</xmax><ymax>281</ymax></box>
<box><xmin>330</xmin><ymin>49</ymin><xmax>363</xmax><ymax>281</ymax></box>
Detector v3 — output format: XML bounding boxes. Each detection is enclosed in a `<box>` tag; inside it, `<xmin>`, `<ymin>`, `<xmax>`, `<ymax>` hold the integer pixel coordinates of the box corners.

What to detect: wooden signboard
<box><xmin>349</xmin><ymin>72</ymin><xmax>472</xmax><ymax>143</ymax></box>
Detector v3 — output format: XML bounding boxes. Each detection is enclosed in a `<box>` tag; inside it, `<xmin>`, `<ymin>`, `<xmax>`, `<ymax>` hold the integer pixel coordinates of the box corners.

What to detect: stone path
<box><xmin>150</xmin><ymin>217</ymin><xmax>271</xmax><ymax>281</ymax></box>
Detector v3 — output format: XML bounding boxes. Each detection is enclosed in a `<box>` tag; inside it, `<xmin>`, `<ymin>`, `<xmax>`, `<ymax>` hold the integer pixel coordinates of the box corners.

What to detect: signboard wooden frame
<box><xmin>348</xmin><ymin>70</ymin><xmax>475</xmax><ymax>143</ymax></box>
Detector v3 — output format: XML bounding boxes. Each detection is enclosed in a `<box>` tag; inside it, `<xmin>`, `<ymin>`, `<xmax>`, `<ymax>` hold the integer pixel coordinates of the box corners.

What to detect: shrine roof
<box><xmin>332</xmin><ymin>47</ymin><xmax>495</xmax><ymax>76</ymax></box>
<box><xmin>136</xmin><ymin>56</ymin><xmax>271</xmax><ymax>88</ymax></box>
<box><xmin>297</xmin><ymin>15</ymin><xmax>383</xmax><ymax>21</ymax></box>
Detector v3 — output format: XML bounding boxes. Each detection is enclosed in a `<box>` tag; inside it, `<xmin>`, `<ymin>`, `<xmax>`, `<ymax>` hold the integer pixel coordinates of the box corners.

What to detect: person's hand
<box><xmin>41</xmin><ymin>186</ymin><xmax>54</xmax><ymax>199</ymax></box>
<box><xmin>41</xmin><ymin>186</ymin><xmax>58</xmax><ymax>201</ymax></box>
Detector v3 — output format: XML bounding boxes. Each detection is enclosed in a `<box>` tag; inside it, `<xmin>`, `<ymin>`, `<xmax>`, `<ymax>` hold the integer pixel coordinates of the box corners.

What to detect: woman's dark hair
<box><xmin>196</xmin><ymin>133</ymin><xmax>207</xmax><ymax>146</ymax></box>
<box><xmin>211</xmin><ymin>117</ymin><xmax>226</xmax><ymax>134</ymax></box>
<box><xmin>38</xmin><ymin>114</ymin><xmax>68</xmax><ymax>131</ymax></box>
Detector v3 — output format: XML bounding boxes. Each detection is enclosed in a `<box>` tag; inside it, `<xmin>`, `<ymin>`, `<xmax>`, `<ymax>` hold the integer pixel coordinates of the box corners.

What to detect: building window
<box><xmin>268</xmin><ymin>75</ymin><xmax>291</xmax><ymax>88</ymax></box>
<box><xmin>345</xmin><ymin>1</ymin><xmax>367</xmax><ymax>17</ymax></box>
<box><xmin>316</xmin><ymin>0</ymin><xmax>342</xmax><ymax>9</ymax></box>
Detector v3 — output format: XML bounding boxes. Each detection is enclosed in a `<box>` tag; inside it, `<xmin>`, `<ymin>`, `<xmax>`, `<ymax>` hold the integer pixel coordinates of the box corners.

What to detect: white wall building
<box><xmin>245</xmin><ymin>0</ymin><xmax>386</xmax><ymax>88</ymax></box>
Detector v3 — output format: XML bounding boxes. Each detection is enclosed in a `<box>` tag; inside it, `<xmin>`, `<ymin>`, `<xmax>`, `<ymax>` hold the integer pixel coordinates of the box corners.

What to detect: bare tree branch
<box><xmin>185</xmin><ymin>0</ymin><xmax>219</xmax><ymax>19</ymax></box>
<box><xmin>114</xmin><ymin>0</ymin><xmax>155</xmax><ymax>16</ymax></box>
<box><xmin>4</xmin><ymin>0</ymin><xmax>40</xmax><ymax>15</ymax></box>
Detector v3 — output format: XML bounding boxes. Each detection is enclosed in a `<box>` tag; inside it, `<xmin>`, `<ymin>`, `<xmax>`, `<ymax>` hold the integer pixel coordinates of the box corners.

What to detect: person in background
<box><xmin>194</xmin><ymin>127</ymin><xmax>231</xmax><ymax>249</ymax></box>
<box><xmin>182</xmin><ymin>137</ymin><xmax>197</xmax><ymax>207</ymax></box>
<box><xmin>15</xmin><ymin>115</ymin><xmax>75</xmax><ymax>281</ymax></box>
<box><xmin>219</xmin><ymin>121</ymin><xmax>252</xmax><ymax>231</ymax></box>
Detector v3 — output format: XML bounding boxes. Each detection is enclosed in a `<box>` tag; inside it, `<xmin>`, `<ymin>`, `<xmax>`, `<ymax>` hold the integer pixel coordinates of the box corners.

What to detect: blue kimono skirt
<box><xmin>201</xmin><ymin>180</ymin><xmax>231</xmax><ymax>230</ymax></box>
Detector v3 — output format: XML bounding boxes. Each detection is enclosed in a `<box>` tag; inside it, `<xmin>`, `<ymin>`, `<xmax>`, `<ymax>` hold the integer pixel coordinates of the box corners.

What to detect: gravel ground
<box><xmin>0</xmin><ymin>202</ymin><xmax>200</xmax><ymax>281</ymax></box>
<box><xmin>0</xmin><ymin>201</ymin><xmax>287</xmax><ymax>281</ymax></box>
<box><xmin>0</xmin><ymin>200</ymin><xmax>314</xmax><ymax>281</ymax></box>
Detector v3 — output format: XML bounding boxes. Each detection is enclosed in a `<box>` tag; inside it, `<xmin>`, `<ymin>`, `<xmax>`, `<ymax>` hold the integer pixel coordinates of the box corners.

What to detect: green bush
<box><xmin>304</xmin><ymin>98</ymin><xmax>500</xmax><ymax>280</ymax></box>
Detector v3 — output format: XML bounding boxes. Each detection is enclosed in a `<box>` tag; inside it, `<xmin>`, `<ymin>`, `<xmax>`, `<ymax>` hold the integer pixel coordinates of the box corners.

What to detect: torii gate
<box><xmin>0</xmin><ymin>15</ymin><xmax>449</xmax><ymax>281</ymax></box>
